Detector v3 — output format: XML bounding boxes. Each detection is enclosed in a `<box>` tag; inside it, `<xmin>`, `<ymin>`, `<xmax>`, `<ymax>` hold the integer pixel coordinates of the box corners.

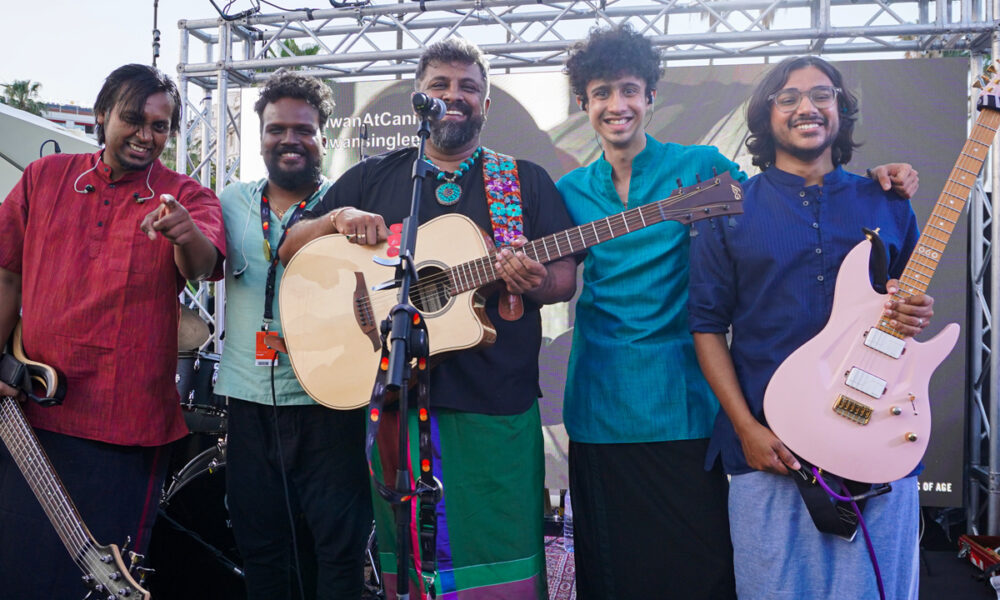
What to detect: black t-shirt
<box><xmin>311</xmin><ymin>147</ymin><xmax>574</xmax><ymax>415</ymax></box>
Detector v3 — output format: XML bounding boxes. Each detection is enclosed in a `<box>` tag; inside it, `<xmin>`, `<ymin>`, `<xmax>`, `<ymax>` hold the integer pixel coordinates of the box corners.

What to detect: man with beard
<box><xmin>281</xmin><ymin>38</ymin><xmax>577</xmax><ymax>599</ymax></box>
<box><xmin>215</xmin><ymin>70</ymin><xmax>372</xmax><ymax>599</ymax></box>
<box><xmin>0</xmin><ymin>64</ymin><xmax>224</xmax><ymax>598</ymax></box>
<box><xmin>689</xmin><ymin>56</ymin><xmax>933</xmax><ymax>598</ymax></box>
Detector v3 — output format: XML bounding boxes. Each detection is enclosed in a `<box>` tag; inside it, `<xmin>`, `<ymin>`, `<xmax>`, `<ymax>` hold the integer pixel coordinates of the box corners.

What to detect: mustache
<box><xmin>446</xmin><ymin>100</ymin><xmax>473</xmax><ymax>116</ymax></box>
<box><xmin>789</xmin><ymin>115</ymin><xmax>829</xmax><ymax>127</ymax></box>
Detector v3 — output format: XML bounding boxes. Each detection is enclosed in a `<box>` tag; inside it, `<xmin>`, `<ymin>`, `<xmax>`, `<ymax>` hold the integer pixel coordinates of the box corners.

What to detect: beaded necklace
<box><xmin>430</xmin><ymin>147</ymin><xmax>482</xmax><ymax>206</ymax></box>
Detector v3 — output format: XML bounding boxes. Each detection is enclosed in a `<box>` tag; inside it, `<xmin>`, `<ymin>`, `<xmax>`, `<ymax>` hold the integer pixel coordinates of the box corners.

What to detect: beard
<box><xmin>774</xmin><ymin>117</ymin><xmax>838</xmax><ymax>163</ymax></box>
<box><xmin>429</xmin><ymin>101</ymin><xmax>485</xmax><ymax>151</ymax></box>
<box><xmin>264</xmin><ymin>149</ymin><xmax>322</xmax><ymax>192</ymax></box>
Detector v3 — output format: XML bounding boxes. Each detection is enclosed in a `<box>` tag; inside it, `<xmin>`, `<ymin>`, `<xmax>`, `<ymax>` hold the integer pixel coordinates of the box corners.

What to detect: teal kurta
<box><xmin>556</xmin><ymin>135</ymin><xmax>746</xmax><ymax>443</ymax></box>
<box><xmin>214</xmin><ymin>178</ymin><xmax>332</xmax><ymax>406</ymax></box>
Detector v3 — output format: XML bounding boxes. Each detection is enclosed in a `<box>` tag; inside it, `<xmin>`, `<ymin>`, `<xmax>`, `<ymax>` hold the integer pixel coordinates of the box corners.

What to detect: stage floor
<box><xmin>544</xmin><ymin>543</ymin><xmax>995</xmax><ymax>599</ymax></box>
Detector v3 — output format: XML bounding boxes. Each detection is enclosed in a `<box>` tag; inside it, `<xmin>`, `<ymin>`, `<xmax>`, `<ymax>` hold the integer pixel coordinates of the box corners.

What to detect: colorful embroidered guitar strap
<box><xmin>481</xmin><ymin>147</ymin><xmax>523</xmax><ymax>248</ymax></box>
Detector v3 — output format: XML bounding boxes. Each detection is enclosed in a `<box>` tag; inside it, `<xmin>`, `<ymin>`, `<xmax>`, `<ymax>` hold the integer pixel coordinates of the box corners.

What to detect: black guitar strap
<box><xmin>364</xmin><ymin>304</ymin><xmax>441</xmax><ymax>596</ymax></box>
<box><xmin>790</xmin><ymin>455</ymin><xmax>891</xmax><ymax>540</ymax></box>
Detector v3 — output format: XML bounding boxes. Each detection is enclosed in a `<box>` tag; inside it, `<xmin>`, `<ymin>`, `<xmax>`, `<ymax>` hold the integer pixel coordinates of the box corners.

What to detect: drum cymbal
<box><xmin>178</xmin><ymin>306</ymin><xmax>210</xmax><ymax>351</ymax></box>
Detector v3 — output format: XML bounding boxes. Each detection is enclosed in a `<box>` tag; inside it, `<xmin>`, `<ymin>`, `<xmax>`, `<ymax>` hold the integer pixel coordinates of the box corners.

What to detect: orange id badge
<box><xmin>255</xmin><ymin>330</ymin><xmax>279</xmax><ymax>366</ymax></box>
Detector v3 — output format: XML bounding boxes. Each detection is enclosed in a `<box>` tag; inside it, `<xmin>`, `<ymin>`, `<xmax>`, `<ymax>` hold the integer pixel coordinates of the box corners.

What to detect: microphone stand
<box><xmin>379</xmin><ymin>114</ymin><xmax>435</xmax><ymax>600</ymax></box>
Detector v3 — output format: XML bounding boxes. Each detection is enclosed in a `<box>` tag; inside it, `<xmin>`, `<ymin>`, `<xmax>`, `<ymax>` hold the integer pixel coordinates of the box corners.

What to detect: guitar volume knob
<box><xmin>905</xmin><ymin>432</ymin><xmax>918</xmax><ymax>442</ymax></box>
<box><xmin>890</xmin><ymin>406</ymin><xmax>902</xmax><ymax>416</ymax></box>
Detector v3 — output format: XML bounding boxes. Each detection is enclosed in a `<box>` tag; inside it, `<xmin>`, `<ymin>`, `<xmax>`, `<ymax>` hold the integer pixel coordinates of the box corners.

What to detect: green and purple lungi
<box><xmin>371</xmin><ymin>402</ymin><xmax>547</xmax><ymax>599</ymax></box>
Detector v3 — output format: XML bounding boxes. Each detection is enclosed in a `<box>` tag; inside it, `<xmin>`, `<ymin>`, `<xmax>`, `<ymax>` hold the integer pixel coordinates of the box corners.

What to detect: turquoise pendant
<box><xmin>436</xmin><ymin>182</ymin><xmax>462</xmax><ymax>206</ymax></box>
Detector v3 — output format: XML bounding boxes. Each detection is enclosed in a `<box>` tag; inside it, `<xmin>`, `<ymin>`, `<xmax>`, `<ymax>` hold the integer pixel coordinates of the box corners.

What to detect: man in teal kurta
<box><xmin>556</xmin><ymin>26</ymin><xmax>743</xmax><ymax>599</ymax></box>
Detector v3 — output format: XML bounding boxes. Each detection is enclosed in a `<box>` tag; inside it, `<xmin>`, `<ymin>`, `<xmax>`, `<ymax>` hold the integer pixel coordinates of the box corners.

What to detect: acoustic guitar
<box><xmin>280</xmin><ymin>172</ymin><xmax>743</xmax><ymax>409</ymax></box>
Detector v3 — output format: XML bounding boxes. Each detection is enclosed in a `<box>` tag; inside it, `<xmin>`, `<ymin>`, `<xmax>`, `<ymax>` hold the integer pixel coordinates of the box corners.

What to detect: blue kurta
<box><xmin>688</xmin><ymin>165</ymin><xmax>920</xmax><ymax>474</ymax></box>
<box><xmin>214</xmin><ymin>178</ymin><xmax>332</xmax><ymax>406</ymax></box>
<box><xmin>557</xmin><ymin>135</ymin><xmax>745</xmax><ymax>443</ymax></box>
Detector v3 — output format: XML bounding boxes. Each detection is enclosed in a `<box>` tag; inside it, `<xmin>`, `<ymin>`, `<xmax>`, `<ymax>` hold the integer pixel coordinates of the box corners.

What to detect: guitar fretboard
<box><xmin>444</xmin><ymin>177</ymin><xmax>732</xmax><ymax>295</ymax></box>
<box><xmin>877</xmin><ymin>107</ymin><xmax>1000</xmax><ymax>338</ymax></box>
<box><xmin>0</xmin><ymin>397</ymin><xmax>99</xmax><ymax>572</ymax></box>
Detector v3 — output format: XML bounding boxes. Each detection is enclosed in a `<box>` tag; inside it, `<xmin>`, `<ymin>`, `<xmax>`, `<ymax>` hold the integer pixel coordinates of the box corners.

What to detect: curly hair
<box><xmin>745</xmin><ymin>56</ymin><xmax>861</xmax><ymax>170</ymax></box>
<box><xmin>415</xmin><ymin>37</ymin><xmax>490</xmax><ymax>96</ymax></box>
<box><xmin>254</xmin><ymin>69</ymin><xmax>335</xmax><ymax>131</ymax></box>
<box><xmin>564</xmin><ymin>24</ymin><xmax>661</xmax><ymax>109</ymax></box>
<box><xmin>94</xmin><ymin>64</ymin><xmax>181</xmax><ymax>145</ymax></box>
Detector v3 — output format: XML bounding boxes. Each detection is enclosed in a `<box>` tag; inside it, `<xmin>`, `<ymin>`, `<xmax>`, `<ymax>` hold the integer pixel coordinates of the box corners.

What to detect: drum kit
<box><xmin>146</xmin><ymin>306</ymin><xmax>382</xmax><ymax>599</ymax></box>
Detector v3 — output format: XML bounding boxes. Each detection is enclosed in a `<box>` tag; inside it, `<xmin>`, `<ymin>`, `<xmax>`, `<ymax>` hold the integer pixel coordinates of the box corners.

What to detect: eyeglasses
<box><xmin>768</xmin><ymin>86</ymin><xmax>841</xmax><ymax>113</ymax></box>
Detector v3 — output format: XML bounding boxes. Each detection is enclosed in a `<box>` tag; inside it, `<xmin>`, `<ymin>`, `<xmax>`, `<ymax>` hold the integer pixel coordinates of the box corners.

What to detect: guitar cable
<box><xmin>812</xmin><ymin>468</ymin><xmax>888</xmax><ymax>600</ymax></box>
<box><xmin>269</xmin><ymin>356</ymin><xmax>308</xmax><ymax>600</ymax></box>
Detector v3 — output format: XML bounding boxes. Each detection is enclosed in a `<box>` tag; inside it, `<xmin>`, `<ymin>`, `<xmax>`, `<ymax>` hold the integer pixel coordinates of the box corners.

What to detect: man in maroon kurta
<box><xmin>0</xmin><ymin>64</ymin><xmax>225</xmax><ymax>598</ymax></box>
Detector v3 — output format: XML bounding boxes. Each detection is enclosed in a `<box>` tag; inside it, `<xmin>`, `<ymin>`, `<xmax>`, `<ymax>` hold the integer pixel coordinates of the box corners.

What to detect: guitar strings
<box><xmin>356</xmin><ymin>197</ymin><xmax>734</xmax><ymax>319</ymax></box>
<box><xmin>0</xmin><ymin>397</ymin><xmax>123</xmax><ymax>589</ymax></box>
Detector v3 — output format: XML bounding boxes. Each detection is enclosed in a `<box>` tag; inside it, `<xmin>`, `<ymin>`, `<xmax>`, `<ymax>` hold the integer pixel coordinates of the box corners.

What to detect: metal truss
<box><xmin>175</xmin><ymin>0</ymin><xmax>1000</xmax><ymax>532</ymax></box>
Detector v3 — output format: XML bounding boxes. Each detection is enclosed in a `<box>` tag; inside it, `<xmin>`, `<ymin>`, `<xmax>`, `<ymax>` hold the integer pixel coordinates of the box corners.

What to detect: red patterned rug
<box><xmin>545</xmin><ymin>536</ymin><xmax>576</xmax><ymax>600</ymax></box>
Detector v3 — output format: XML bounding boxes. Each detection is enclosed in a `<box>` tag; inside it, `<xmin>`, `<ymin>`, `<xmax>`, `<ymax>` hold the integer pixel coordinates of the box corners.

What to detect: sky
<box><xmin>3</xmin><ymin>0</ymin><xmax>237</xmax><ymax>106</ymax></box>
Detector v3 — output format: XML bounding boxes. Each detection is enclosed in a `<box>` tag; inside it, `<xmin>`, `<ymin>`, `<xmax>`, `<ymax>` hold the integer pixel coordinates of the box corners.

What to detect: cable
<box><xmin>209</xmin><ymin>0</ymin><xmax>261</xmax><ymax>21</ymax></box>
<box><xmin>39</xmin><ymin>139</ymin><xmax>61</xmax><ymax>157</ymax></box>
<box><xmin>270</xmin><ymin>356</ymin><xmax>307</xmax><ymax>600</ymax></box>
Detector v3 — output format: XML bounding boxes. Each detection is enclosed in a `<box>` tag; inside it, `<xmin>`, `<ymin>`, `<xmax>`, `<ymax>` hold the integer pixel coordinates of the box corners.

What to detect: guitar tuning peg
<box><xmin>973</xmin><ymin>79</ymin><xmax>984</xmax><ymax>89</ymax></box>
<box><xmin>987</xmin><ymin>63</ymin><xmax>997</xmax><ymax>74</ymax></box>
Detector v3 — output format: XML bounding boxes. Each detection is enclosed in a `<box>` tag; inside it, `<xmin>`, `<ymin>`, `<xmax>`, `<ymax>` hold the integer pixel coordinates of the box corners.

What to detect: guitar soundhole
<box><xmin>410</xmin><ymin>264</ymin><xmax>451</xmax><ymax>315</ymax></box>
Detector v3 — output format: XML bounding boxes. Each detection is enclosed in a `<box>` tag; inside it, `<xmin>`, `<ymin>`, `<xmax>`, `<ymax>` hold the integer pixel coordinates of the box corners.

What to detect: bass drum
<box><xmin>147</xmin><ymin>440</ymin><xmax>246</xmax><ymax>600</ymax></box>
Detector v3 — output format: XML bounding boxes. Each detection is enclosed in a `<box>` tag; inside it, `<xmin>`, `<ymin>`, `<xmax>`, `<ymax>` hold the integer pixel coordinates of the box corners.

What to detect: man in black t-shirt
<box><xmin>281</xmin><ymin>38</ymin><xmax>576</xmax><ymax>600</ymax></box>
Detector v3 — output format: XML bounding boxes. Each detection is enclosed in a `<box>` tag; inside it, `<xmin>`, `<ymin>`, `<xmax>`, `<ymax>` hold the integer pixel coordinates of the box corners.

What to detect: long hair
<box><xmin>745</xmin><ymin>56</ymin><xmax>860</xmax><ymax>170</ymax></box>
<box><xmin>94</xmin><ymin>64</ymin><xmax>181</xmax><ymax>145</ymax></box>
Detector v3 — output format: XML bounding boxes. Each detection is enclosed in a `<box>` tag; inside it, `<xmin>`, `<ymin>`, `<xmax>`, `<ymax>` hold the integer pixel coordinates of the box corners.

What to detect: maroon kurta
<box><xmin>0</xmin><ymin>151</ymin><xmax>225</xmax><ymax>446</ymax></box>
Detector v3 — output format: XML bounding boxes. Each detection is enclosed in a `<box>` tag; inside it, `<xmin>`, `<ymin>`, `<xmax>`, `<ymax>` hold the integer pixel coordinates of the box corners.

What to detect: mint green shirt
<box><xmin>214</xmin><ymin>178</ymin><xmax>332</xmax><ymax>405</ymax></box>
<box><xmin>556</xmin><ymin>135</ymin><xmax>745</xmax><ymax>443</ymax></box>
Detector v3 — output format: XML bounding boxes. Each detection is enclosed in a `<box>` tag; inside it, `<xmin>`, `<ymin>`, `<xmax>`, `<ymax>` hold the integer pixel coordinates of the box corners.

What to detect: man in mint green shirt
<box><xmin>216</xmin><ymin>70</ymin><xmax>371</xmax><ymax>599</ymax></box>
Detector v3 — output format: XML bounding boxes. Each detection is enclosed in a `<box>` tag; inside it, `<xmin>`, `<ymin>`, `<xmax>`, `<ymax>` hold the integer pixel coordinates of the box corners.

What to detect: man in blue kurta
<box><xmin>689</xmin><ymin>56</ymin><xmax>933</xmax><ymax>599</ymax></box>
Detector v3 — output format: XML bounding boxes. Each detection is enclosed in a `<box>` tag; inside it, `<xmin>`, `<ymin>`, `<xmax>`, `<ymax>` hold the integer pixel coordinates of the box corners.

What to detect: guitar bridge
<box><xmin>353</xmin><ymin>272</ymin><xmax>380</xmax><ymax>352</ymax></box>
<box><xmin>833</xmin><ymin>395</ymin><xmax>873</xmax><ymax>425</ymax></box>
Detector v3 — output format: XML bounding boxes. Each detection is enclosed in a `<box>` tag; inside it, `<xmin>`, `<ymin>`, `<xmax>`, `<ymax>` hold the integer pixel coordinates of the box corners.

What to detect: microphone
<box><xmin>411</xmin><ymin>93</ymin><xmax>447</xmax><ymax>121</ymax></box>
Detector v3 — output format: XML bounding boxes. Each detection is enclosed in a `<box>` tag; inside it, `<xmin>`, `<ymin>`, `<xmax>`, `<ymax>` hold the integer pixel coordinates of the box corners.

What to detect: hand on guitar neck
<box><xmin>882</xmin><ymin>278</ymin><xmax>934</xmax><ymax>338</ymax></box>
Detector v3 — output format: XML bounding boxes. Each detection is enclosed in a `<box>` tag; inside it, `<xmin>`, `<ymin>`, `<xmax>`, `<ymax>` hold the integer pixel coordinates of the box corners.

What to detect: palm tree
<box><xmin>1</xmin><ymin>80</ymin><xmax>45</xmax><ymax>116</ymax></box>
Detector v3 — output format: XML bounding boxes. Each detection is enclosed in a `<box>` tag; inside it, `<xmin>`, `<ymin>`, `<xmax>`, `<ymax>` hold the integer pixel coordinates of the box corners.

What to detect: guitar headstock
<box><xmin>81</xmin><ymin>542</ymin><xmax>150</xmax><ymax>600</ymax></box>
<box><xmin>973</xmin><ymin>60</ymin><xmax>1000</xmax><ymax>112</ymax></box>
<box><xmin>668</xmin><ymin>171</ymin><xmax>745</xmax><ymax>226</ymax></box>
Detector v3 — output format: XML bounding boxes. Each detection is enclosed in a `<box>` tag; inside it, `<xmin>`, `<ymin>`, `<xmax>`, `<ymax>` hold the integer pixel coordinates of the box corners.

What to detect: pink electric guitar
<box><xmin>763</xmin><ymin>63</ymin><xmax>1000</xmax><ymax>484</ymax></box>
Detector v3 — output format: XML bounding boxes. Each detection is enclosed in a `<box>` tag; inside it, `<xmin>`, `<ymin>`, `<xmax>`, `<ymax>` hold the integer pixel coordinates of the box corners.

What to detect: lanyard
<box><xmin>260</xmin><ymin>191</ymin><xmax>311</xmax><ymax>329</ymax></box>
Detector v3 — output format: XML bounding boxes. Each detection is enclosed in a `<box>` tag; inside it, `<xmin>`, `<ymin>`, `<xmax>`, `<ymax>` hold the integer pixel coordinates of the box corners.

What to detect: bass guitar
<box><xmin>280</xmin><ymin>172</ymin><xmax>743</xmax><ymax>409</ymax></box>
<box><xmin>762</xmin><ymin>63</ymin><xmax>1000</xmax><ymax>483</ymax></box>
<box><xmin>0</xmin><ymin>322</ymin><xmax>149</xmax><ymax>599</ymax></box>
